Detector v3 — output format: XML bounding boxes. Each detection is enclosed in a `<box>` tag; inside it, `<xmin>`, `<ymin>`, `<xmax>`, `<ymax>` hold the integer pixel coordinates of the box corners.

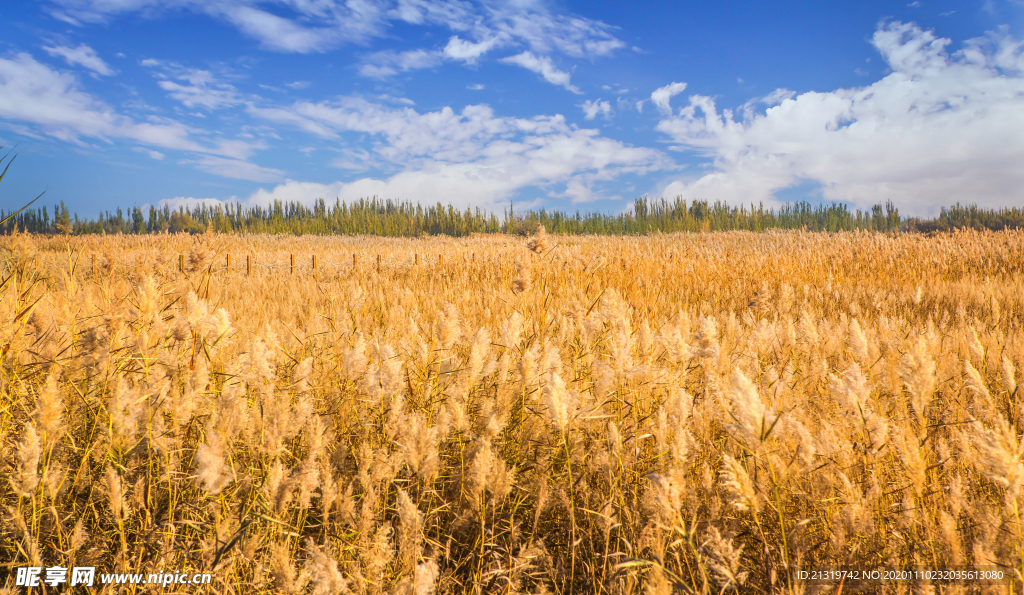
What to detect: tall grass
<box><xmin>1</xmin><ymin>227</ymin><xmax>1023</xmax><ymax>593</ymax></box>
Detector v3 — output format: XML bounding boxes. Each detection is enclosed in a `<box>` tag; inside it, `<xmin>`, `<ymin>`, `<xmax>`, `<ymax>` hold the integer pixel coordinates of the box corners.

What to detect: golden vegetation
<box><xmin>2</xmin><ymin>228</ymin><xmax>1024</xmax><ymax>594</ymax></box>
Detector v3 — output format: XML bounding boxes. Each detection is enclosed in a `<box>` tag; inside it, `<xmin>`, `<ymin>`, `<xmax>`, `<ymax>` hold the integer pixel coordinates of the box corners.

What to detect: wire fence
<box><xmin>13</xmin><ymin>251</ymin><xmax>530</xmax><ymax>280</ymax></box>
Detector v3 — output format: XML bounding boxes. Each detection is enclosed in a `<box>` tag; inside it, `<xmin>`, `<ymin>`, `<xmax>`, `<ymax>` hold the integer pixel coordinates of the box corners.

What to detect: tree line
<box><xmin>1</xmin><ymin>197</ymin><xmax>1021</xmax><ymax>236</ymax></box>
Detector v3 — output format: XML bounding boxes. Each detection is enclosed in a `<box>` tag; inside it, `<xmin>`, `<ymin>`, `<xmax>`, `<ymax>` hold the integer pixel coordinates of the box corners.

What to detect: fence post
<box><xmin>179</xmin><ymin>254</ymin><xmax>184</xmax><ymax>274</ymax></box>
<box><xmin>290</xmin><ymin>254</ymin><xmax>295</xmax><ymax>274</ymax></box>
<box><xmin>92</xmin><ymin>254</ymin><xmax>96</xmax><ymax>276</ymax></box>
<box><xmin>226</xmin><ymin>254</ymin><xmax>231</xmax><ymax>271</ymax></box>
<box><xmin>415</xmin><ymin>254</ymin><xmax>420</xmax><ymax>266</ymax></box>
<box><xmin>353</xmin><ymin>253</ymin><xmax>358</xmax><ymax>267</ymax></box>
<box><xmin>246</xmin><ymin>254</ymin><xmax>251</xmax><ymax>277</ymax></box>
<box><xmin>313</xmin><ymin>255</ymin><xmax>318</xmax><ymax>279</ymax></box>
<box><xmin>438</xmin><ymin>254</ymin><xmax>443</xmax><ymax>266</ymax></box>
<box><xmin>376</xmin><ymin>254</ymin><xmax>381</xmax><ymax>271</ymax></box>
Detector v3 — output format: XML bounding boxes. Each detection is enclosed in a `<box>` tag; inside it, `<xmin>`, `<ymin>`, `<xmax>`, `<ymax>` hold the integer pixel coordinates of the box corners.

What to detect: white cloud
<box><xmin>187</xmin><ymin>155</ymin><xmax>284</xmax><ymax>182</ymax></box>
<box><xmin>212</xmin><ymin>2</ymin><xmax>388</xmax><ymax>52</ymax></box>
<box><xmin>48</xmin><ymin>10</ymin><xmax>83</xmax><ymax>26</ymax></box>
<box><xmin>47</xmin><ymin>0</ymin><xmax>624</xmax><ymax>59</ymax></box>
<box><xmin>500</xmin><ymin>51</ymin><xmax>580</xmax><ymax>93</ymax></box>
<box><xmin>155</xmin><ymin>69</ymin><xmax>240</xmax><ymax>109</ymax></box>
<box><xmin>561</xmin><ymin>177</ymin><xmax>601</xmax><ymax>203</ymax></box>
<box><xmin>358</xmin><ymin>49</ymin><xmax>443</xmax><ymax>78</ymax></box>
<box><xmin>247</xmin><ymin>104</ymin><xmax>337</xmax><ymax>138</ymax></box>
<box><xmin>444</xmin><ymin>35</ymin><xmax>501</xmax><ymax>63</ymax></box>
<box><xmin>0</xmin><ymin>52</ymin><xmax>199</xmax><ymax>148</ymax></box>
<box><xmin>654</xmin><ymin>21</ymin><xmax>1024</xmax><ymax>215</ymax></box>
<box><xmin>330</xmin><ymin>148</ymin><xmax>377</xmax><ymax>171</ymax></box>
<box><xmin>159</xmin><ymin>196</ymin><xmax>232</xmax><ymax>210</ymax></box>
<box><xmin>580</xmin><ymin>99</ymin><xmax>611</xmax><ymax>120</ymax></box>
<box><xmin>650</xmin><ymin>82</ymin><xmax>687</xmax><ymax>114</ymax></box>
<box><xmin>246</xmin><ymin>96</ymin><xmax>667</xmax><ymax>209</ymax></box>
<box><xmin>377</xmin><ymin>94</ymin><xmax>415</xmax><ymax>106</ymax></box>
<box><xmin>43</xmin><ymin>43</ymin><xmax>115</xmax><ymax>75</ymax></box>
<box><xmin>134</xmin><ymin>147</ymin><xmax>165</xmax><ymax>160</ymax></box>
<box><xmin>467</xmin><ymin>83</ymin><xmax>485</xmax><ymax>90</ymax></box>
<box><xmin>761</xmin><ymin>88</ymin><xmax>796</xmax><ymax>105</ymax></box>
<box><xmin>0</xmin><ymin>52</ymin><xmax>272</xmax><ymax>179</ymax></box>
<box><xmin>487</xmin><ymin>4</ymin><xmax>624</xmax><ymax>58</ymax></box>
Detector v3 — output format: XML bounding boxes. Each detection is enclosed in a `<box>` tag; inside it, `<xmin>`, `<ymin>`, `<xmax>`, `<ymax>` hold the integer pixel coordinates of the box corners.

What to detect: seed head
<box><xmin>513</xmin><ymin>261</ymin><xmax>532</xmax><ymax>293</ymax></box>
<box><xmin>1001</xmin><ymin>356</ymin><xmax>1016</xmax><ymax>395</ymax></box>
<box><xmin>527</xmin><ymin>224</ymin><xmax>548</xmax><ymax>253</ymax></box>
<box><xmin>719</xmin><ymin>454</ymin><xmax>760</xmax><ymax>513</ymax></box>
<box><xmin>702</xmin><ymin>526</ymin><xmax>749</xmax><ymax>589</ymax></box>
<box><xmin>542</xmin><ymin>371</ymin><xmax>575</xmax><ymax>434</ymax></box>
<box><xmin>10</xmin><ymin>423</ymin><xmax>41</xmax><ymax>498</ymax></box>
<box><xmin>35</xmin><ymin>371</ymin><xmax>64</xmax><ymax>445</ymax></box>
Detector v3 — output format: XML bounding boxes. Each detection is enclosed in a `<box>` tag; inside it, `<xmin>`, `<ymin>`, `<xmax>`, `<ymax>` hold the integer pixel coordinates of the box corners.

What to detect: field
<box><xmin>2</xmin><ymin>228</ymin><xmax>1023</xmax><ymax>594</ymax></box>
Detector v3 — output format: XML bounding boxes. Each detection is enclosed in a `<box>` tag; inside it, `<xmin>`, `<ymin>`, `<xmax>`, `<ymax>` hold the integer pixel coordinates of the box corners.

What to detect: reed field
<box><xmin>2</xmin><ymin>228</ymin><xmax>1024</xmax><ymax>594</ymax></box>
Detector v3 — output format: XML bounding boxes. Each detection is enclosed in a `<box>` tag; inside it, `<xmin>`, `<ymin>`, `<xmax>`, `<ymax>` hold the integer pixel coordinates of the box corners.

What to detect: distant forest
<box><xmin>2</xmin><ymin>197</ymin><xmax>1023</xmax><ymax>236</ymax></box>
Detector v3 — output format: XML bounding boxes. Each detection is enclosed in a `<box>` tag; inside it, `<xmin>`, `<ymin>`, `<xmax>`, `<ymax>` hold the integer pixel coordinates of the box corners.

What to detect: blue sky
<box><xmin>1</xmin><ymin>0</ymin><xmax>1023</xmax><ymax>218</ymax></box>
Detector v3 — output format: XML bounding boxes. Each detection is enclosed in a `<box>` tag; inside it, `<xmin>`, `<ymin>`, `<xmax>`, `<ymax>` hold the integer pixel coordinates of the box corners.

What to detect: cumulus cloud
<box><xmin>245</xmin><ymin>96</ymin><xmax>667</xmax><ymax>208</ymax></box>
<box><xmin>159</xmin><ymin>196</ymin><xmax>231</xmax><ymax>210</ymax></box>
<box><xmin>42</xmin><ymin>43</ymin><xmax>115</xmax><ymax>75</ymax></box>
<box><xmin>580</xmin><ymin>99</ymin><xmax>611</xmax><ymax>120</ymax></box>
<box><xmin>501</xmin><ymin>51</ymin><xmax>580</xmax><ymax>93</ymax></box>
<box><xmin>654</xmin><ymin>21</ymin><xmax>1024</xmax><ymax>215</ymax></box>
<box><xmin>650</xmin><ymin>82</ymin><xmax>686</xmax><ymax>114</ymax></box>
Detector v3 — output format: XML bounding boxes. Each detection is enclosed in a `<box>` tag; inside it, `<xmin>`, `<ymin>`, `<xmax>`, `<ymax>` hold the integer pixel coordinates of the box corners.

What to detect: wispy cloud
<box><xmin>501</xmin><ymin>51</ymin><xmax>580</xmax><ymax>93</ymax></box>
<box><xmin>0</xmin><ymin>52</ymin><xmax>272</xmax><ymax>180</ymax></box>
<box><xmin>187</xmin><ymin>155</ymin><xmax>284</xmax><ymax>182</ymax></box>
<box><xmin>443</xmin><ymin>35</ymin><xmax>502</xmax><ymax>63</ymax></box>
<box><xmin>0</xmin><ymin>52</ymin><xmax>198</xmax><ymax>148</ymax></box>
<box><xmin>154</xmin><ymin>69</ymin><xmax>241</xmax><ymax>109</ymax></box>
<box><xmin>45</xmin><ymin>0</ymin><xmax>625</xmax><ymax>58</ymax></box>
<box><xmin>134</xmin><ymin>147</ymin><xmax>165</xmax><ymax>160</ymax></box>
<box><xmin>358</xmin><ymin>49</ymin><xmax>443</xmax><ymax>78</ymax></box>
<box><xmin>43</xmin><ymin>43</ymin><xmax>115</xmax><ymax>75</ymax></box>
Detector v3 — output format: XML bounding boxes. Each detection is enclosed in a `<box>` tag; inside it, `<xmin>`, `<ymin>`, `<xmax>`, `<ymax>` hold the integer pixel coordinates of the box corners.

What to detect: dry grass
<box><xmin>2</xmin><ymin>228</ymin><xmax>1024</xmax><ymax>594</ymax></box>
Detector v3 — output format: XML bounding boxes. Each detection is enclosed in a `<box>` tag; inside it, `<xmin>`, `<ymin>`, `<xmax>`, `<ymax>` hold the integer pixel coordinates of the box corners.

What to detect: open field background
<box><xmin>2</xmin><ymin>229</ymin><xmax>1024</xmax><ymax>594</ymax></box>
